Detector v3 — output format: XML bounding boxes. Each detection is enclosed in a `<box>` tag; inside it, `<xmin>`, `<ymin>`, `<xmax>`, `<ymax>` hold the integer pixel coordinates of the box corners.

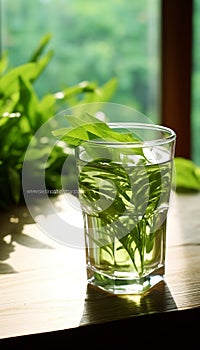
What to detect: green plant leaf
<box><xmin>18</xmin><ymin>76</ymin><xmax>39</xmax><ymax>129</ymax></box>
<box><xmin>31</xmin><ymin>49</ymin><xmax>54</xmax><ymax>83</ymax></box>
<box><xmin>52</xmin><ymin>113</ymin><xmax>140</xmax><ymax>145</ymax></box>
<box><xmin>8</xmin><ymin>167</ymin><xmax>21</xmax><ymax>204</ymax></box>
<box><xmin>0</xmin><ymin>33</ymin><xmax>117</xmax><ymax>210</ymax></box>
<box><xmin>0</xmin><ymin>63</ymin><xmax>36</xmax><ymax>97</ymax></box>
<box><xmin>29</xmin><ymin>33</ymin><xmax>53</xmax><ymax>62</ymax></box>
<box><xmin>174</xmin><ymin>157</ymin><xmax>200</xmax><ymax>192</ymax></box>
<box><xmin>91</xmin><ymin>77</ymin><xmax>118</xmax><ymax>102</ymax></box>
<box><xmin>0</xmin><ymin>51</ymin><xmax>53</xmax><ymax>99</ymax></box>
<box><xmin>61</xmin><ymin>114</ymin><xmax>173</xmax><ymax>275</ymax></box>
<box><xmin>61</xmin><ymin>81</ymin><xmax>97</xmax><ymax>100</ymax></box>
<box><xmin>52</xmin><ymin>126</ymin><xmax>91</xmax><ymax>146</ymax></box>
<box><xmin>38</xmin><ymin>94</ymin><xmax>56</xmax><ymax>122</ymax></box>
<box><xmin>79</xmin><ymin>157</ymin><xmax>171</xmax><ymax>274</ymax></box>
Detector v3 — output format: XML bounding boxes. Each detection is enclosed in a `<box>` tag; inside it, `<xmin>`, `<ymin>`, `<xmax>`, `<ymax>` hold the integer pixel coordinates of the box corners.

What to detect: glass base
<box><xmin>87</xmin><ymin>266</ymin><xmax>165</xmax><ymax>295</ymax></box>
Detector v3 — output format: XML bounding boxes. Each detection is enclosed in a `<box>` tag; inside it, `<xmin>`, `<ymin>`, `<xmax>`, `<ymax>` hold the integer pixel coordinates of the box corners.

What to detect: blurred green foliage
<box><xmin>3</xmin><ymin>0</ymin><xmax>200</xmax><ymax>164</ymax></box>
<box><xmin>0</xmin><ymin>34</ymin><xmax>117</xmax><ymax>209</ymax></box>
<box><xmin>174</xmin><ymin>157</ymin><xmax>200</xmax><ymax>193</ymax></box>
<box><xmin>2</xmin><ymin>0</ymin><xmax>160</xmax><ymax>120</ymax></box>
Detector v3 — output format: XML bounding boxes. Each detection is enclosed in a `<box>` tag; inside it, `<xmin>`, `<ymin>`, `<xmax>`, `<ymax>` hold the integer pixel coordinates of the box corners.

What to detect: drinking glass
<box><xmin>75</xmin><ymin>122</ymin><xmax>176</xmax><ymax>294</ymax></box>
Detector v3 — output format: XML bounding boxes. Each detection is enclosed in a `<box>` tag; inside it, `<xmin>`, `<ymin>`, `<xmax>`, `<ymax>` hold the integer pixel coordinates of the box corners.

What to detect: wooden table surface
<box><xmin>0</xmin><ymin>192</ymin><xmax>199</xmax><ymax>347</ymax></box>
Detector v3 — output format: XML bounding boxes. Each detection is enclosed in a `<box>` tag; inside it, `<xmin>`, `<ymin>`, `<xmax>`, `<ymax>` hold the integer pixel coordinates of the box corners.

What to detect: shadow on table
<box><xmin>80</xmin><ymin>280</ymin><xmax>177</xmax><ymax>326</ymax></box>
<box><xmin>0</xmin><ymin>204</ymin><xmax>52</xmax><ymax>274</ymax></box>
<box><xmin>77</xmin><ymin>283</ymin><xmax>198</xmax><ymax>346</ymax></box>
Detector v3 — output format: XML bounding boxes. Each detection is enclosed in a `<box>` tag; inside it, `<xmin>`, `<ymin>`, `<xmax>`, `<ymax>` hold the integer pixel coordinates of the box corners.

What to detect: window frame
<box><xmin>161</xmin><ymin>0</ymin><xmax>193</xmax><ymax>159</ymax></box>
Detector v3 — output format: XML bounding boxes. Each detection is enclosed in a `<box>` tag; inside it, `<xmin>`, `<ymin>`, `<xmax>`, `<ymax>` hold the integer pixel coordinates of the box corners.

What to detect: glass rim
<box><xmin>83</xmin><ymin>122</ymin><xmax>176</xmax><ymax>147</ymax></box>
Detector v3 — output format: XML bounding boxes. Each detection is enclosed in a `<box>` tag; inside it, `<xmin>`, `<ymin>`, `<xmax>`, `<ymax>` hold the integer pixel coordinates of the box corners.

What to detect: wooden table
<box><xmin>0</xmin><ymin>192</ymin><xmax>199</xmax><ymax>347</ymax></box>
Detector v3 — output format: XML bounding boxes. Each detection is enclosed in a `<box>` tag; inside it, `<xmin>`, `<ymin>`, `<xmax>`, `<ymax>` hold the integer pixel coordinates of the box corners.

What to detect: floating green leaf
<box><xmin>52</xmin><ymin>112</ymin><xmax>140</xmax><ymax>146</ymax></box>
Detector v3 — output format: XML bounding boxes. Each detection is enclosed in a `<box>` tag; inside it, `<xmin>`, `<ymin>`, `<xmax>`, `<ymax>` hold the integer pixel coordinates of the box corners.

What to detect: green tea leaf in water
<box><xmin>53</xmin><ymin>114</ymin><xmax>173</xmax><ymax>279</ymax></box>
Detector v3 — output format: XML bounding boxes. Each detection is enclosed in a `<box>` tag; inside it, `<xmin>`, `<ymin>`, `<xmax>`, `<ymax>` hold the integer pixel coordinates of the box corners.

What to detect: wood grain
<box><xmin>0</xmin><ymin>192</ymin><xmax>199</xmax><ymax>345</ymax></box>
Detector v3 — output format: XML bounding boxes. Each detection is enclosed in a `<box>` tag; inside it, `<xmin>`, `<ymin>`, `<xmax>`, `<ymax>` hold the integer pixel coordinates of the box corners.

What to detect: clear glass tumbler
<box><xmin>75</xmin><ymin>123</ymin><xmax>176</xmax><ymax>294</ymax></box>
